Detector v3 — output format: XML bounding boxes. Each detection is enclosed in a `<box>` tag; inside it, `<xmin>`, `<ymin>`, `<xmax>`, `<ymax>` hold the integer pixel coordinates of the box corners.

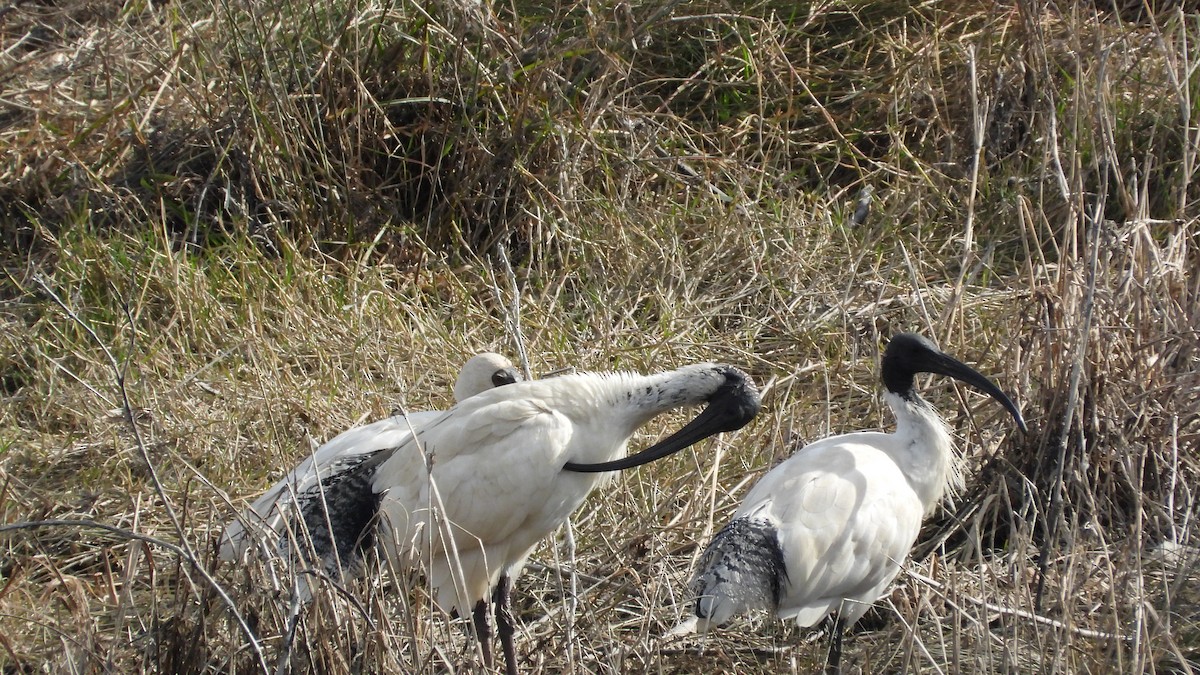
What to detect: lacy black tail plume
<box><xmin>691</xmin><ymin>516</ymin><xmax>787</xmax><ymax>626</ymax></box>
<box><xmin>291</xmin><ymin>447</ymin><xmax>390</xmax><ymax>577</ymax></box>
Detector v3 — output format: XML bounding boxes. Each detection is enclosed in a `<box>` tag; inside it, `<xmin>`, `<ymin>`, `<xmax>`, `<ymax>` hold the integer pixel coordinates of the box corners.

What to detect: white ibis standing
<box><xmin>679</xmin><ymin>333</ymin><xmax>1026</xmax><ymax>673</ymax></box>
<box><xmin>219</xmin><ymin>352</ymin><xmax>521</xmax><ymax>562</ymax></box>
<box><xmin>243</xmin><ymin>362</ymin><xmax>760</xmax><ymax>675</ymax></box>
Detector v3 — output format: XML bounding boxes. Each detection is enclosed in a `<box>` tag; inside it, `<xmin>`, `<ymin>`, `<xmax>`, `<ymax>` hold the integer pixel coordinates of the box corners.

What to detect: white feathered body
<box><xmin>692</xmin><ymin>391</ymin><xmax>959</xmax><ymax>629</ymax></box>
<box><xmin>220</xmin><ymin>352</ymin><xmax>520</xmax><ymax>564</ymax></box>
<box><xmin>376</xmin><ymin>366</ymin><xmax>728</xmax><ymax>615</ymax></box>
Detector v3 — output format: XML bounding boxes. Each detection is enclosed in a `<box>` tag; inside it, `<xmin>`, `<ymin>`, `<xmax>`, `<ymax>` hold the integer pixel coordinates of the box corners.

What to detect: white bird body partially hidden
<box><xmin>683</xmin><ymin>334</ymin><xmax>1026</xmax><ymax>673</ymax></box>
<box><xmin>219</xmin><ymin>352</ymin><xmax>520</xmax><ymax>562</ymax></box>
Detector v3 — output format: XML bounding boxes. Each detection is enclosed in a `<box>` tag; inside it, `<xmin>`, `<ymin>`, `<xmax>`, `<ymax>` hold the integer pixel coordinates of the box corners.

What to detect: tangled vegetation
<box><xmin>1</xmin><ymin>0</ymin><xmax>1197</xmax><ymax>672</ymax></box>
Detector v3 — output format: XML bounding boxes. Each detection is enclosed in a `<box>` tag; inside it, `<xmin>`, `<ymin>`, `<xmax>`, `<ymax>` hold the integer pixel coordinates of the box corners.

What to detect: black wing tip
<box><xmin>693</xmin><ymin>516</ymin><xmax>787</xmax><ymax>617</ymax></box>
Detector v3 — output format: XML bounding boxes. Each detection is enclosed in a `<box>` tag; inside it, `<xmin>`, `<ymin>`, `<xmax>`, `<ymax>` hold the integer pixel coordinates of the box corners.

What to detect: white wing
<box><xmin>374</xmin><ymin>393</ymin><xmax>596</xmax><ymax>614</ymax></box>
<box><xmin>742</xmin><ymin>432</ymin><xmax>925</xmax><ymax>627</ymax></box>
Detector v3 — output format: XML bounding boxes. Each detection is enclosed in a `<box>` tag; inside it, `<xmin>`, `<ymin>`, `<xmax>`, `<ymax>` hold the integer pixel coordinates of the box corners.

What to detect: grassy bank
<box><xmin>1</xmin><ymin>0</ymin><xmax>1197</xmax><ymax>672</ymax></box>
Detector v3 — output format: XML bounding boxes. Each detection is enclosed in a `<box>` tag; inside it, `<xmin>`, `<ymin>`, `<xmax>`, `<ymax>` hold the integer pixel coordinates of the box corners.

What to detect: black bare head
<box><xmin>491</xmin><ymin>367</ymin><xmax>520</xmax><ymax>388</ymax></box>
<box><xmin>882</xmin><ymin>333</ymin><xmax>1027</xmax><ymax>433</ymax></box>
<box><xmin>563</xmin><ymin>365</ymin><xmax>762</xmax><ymax>473</ymax></box>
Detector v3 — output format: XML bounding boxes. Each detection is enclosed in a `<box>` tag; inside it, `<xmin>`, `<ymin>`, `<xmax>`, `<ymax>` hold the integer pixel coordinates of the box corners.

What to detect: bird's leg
<box><xmin>824</xmin><ymin>614</ymin><xmax>845</xmax><ymax>675</ymax></box>
<box><xmin>492</xmin><ymin>573</ymin><xmax>518</xmax><ymax>675</ymax></box>
<box><xmin>471</xmin><ymin>598</ymin><xmax>494</xmax><ymax>669</ymax></box>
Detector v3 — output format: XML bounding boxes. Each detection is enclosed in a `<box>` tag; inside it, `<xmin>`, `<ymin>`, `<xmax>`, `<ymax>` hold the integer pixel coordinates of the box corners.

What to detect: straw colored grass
<box><xmin>2</xmin><ymin>0</ymin><xmax>1197</xmax><ymax>672</ymax></box>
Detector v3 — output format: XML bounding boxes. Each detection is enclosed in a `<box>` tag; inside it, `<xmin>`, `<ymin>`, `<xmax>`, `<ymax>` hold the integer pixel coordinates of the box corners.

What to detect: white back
<box><xmin>686</xmin><ymin>390</ymin><xmax>959</xmax><ymax>633</ymax></box>
<box><xmin>219</xmin><ymin>352</ymin><xmax>520</xmax><ymax>561</ymax></box>
<box><xmin>370</xmin><ymin>364</ymin><xmax>736</xmax><ymax>615</ymax></box>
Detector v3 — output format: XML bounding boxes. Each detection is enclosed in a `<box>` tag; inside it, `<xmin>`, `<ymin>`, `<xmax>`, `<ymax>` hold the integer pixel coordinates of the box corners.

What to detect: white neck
<box><xmin>884</xmin><ymin>390</ymin><xmax>963</xmax><ymax>512</ymax></box>
<box><xmin>544</xmin><ymin>364</ymin><xmax>725</xmax><ymax>435</ymax></box>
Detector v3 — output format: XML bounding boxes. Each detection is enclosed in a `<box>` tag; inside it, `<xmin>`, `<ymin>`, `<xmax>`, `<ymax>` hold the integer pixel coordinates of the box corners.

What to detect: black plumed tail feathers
<box><xmin>691</xmin><ymin>515</ymin><xmax>787</xmax><ymax>626</ymax></box>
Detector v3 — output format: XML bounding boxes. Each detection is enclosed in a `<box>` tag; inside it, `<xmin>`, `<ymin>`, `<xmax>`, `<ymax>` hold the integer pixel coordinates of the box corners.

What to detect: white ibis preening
<box><xmin>252</xmin><ymin>362</ymin><xmax>760</xmax><ymax>675</ymax></box>
<box><xmin>219</xmin><ymin>352</ymin><xmax>521</xmax><ymax>562</ymax></box>
<box><xmin>682</xmin><ymin>333</ymin><xmax>1026</xmax><ymax>673</ymax></box>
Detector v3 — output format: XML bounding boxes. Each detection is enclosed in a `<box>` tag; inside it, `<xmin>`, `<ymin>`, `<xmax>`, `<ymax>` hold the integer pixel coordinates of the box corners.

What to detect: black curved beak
<box><xmin>925</xmin><ymin>351</ymin><xmax>1028</xmax><ymax>433</ymax></box>
<box><xmin>563</xmin><ymin>368</ymin><xmax>761</xmax><ymax>473</ymax></box>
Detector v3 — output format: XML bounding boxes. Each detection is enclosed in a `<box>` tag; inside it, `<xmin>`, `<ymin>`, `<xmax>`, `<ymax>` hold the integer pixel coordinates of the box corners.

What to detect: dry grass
<box><xmin>2</xmin><ymin>0</ymin><xmax>1198</xmax><ymax>672</ymax></box>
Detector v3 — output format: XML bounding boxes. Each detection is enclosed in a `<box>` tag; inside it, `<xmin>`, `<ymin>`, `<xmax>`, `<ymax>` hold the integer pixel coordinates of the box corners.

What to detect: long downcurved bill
<box><xmin>562</xmin><ymin>380</ymin><xmax>761</xmax><ymax>473</ymax></box>
<box><xmin>932</xmin><ymin>352</ymin><xmax>1029</xmax><ymax>433</ymax></box>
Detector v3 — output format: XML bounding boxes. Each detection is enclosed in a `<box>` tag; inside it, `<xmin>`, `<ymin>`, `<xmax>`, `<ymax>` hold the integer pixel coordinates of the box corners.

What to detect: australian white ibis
<box><xmin>240</xmin><ymin>361</ymin><xmax>760</xmax><ymax>675</ymax></box>
<box><xmin>679</xmin><ymin>333</ymin><xmax>1026</xmax><ymax>673</ymax></box>
<box><xmin>219</xmin><ymin>352</ymin><xmax>521</xmax><ymax>562</ymax></box>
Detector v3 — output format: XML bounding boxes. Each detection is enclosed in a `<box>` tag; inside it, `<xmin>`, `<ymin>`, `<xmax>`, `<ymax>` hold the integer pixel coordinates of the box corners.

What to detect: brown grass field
<box><xmin>1</xmin><ymin>0</ymin><xmax>1198</xmax><ymax>672</ymax></box>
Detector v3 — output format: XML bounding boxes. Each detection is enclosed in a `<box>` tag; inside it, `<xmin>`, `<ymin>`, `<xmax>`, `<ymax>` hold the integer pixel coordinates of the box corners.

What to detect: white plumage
<box><xmin>219</xmin><ymin>352</ymin><xmax>520</xmax><ymax>562</ymax></box>
<box><xmin>224</xmin><ymin>360</ymin><xmax>761</xmax><ymax>675</ymax></box>
<box><xmin>682</xmin><ymin>333</ymin><xmax>1026</xmax><ymax>673</ymax></box>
